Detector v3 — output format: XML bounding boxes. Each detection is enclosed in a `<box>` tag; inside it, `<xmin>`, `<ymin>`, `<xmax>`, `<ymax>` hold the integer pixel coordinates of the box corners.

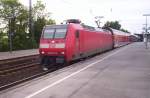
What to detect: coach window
<box><xmin>76</xmin><ymin>30</ymin><xmax>79</xmax><ymax>38</ymax></box>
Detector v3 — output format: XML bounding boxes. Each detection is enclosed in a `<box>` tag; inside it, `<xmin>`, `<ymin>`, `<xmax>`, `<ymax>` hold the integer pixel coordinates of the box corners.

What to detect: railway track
<box><xmin>0</xmin><ymin>55</ymin><xmax>39</xmax><ymax>70</ymax></box>
<box><xmin>0</xmin><ymin>54</ymin><xmax>67</xmax><ymax>91</ymax></box>
<box><xmin>0</xmin><ymin>63</ymin><xmax>39</xmax><ymax>75</ymax></box>
<box><xmin>0</xmin><ymin>55</ymin><xmax>45</xmax><ymax>90</ymax></box>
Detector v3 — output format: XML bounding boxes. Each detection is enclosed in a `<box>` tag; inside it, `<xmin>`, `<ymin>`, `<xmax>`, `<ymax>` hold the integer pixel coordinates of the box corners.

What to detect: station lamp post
<box><xmin>8</xmin><ymin>8</ymin><xmax>16</xmax><ymax>53</ymax></box>
<box><xmin>143</xmin><ymin>14</ymin><xmax>150</xmax><ymax>34</ymax></box>
<box><xmin>8</xmin><ymin>17</ymin><xmax>13</xmax><ymax>53</ymax></box>
<box><xmin>29</xmin><ymin>0</ymin><xmax>32</xmax><ymax>35</ymax></box>
<box><xmin>143</xmin><ymin>14</ymin><xmax>150</xmax><ymax>48</ymax></box>
<box><xmin>29</xmin><ymin>0</ymin><xmax>35</xmax><ymax>48</ymax></box>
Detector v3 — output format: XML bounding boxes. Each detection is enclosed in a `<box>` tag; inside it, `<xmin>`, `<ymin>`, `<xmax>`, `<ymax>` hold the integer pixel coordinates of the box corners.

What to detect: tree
<box><xmin>103</xmin><ymin>21</ymin><xmax>130</xmax><ymax>33</ymax></box>
<box><xmin>0</xmin><ymin>30</ymin><xmax>9</xmax><ymax>51</ymax></box>
<box><xmin>0</xmin><ymin>0</ymin><xmax>36</xmax><ymax>51</ymax></box>
<box><xmin>0</xmin><ymin>0</ymin><xmax>21</xmax><ymax>19</ymax></box>
<box><xmin>33</xmin><ymin>0</ymin><xmax>45</xmax><ymax>19</ymax></box>
<box><xmin>0</xmin><ymin>0</ymin><xmax>55</xmax><ymax>51</ymax></box>
<box><xmin>103</xmin><ymin>21</ymin><xmax>121</xmax><ymax>30</ymax></box>
<box><xmin>120</xmin><ymin>28</ymin><xmax>130</xmax><ymax>33</ymax></box>
<box><xmin>0</xmin><ymin>0</ymin><xmax>27</xmax><ymax>51</ymax></box>
<box><xmin>34</xmin><ymin>17</ymin><xmax>55</xmax><ymax>44</ymax></box>
<box><xmin>33</xmin><ymin>0</ymin><xmax>55</xmax><ymax>44</ymax></box>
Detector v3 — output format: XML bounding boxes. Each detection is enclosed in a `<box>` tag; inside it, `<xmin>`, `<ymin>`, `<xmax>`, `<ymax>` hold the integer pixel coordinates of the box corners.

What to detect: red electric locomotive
<box><xmin>39</xmin><ymin>19</ymin><xmax>130</xmax><ymax>69</ymax></box>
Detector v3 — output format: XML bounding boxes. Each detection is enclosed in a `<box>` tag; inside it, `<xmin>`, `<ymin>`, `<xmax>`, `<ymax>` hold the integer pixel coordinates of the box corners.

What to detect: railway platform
<box><xmin>0</xmin><ymin>42</ymin><xmax>150</xmax><ymax>98</ymax></box>
<box><xmin>0</xmin><ymin>49</ymin><xmax>39</xmax><ymax>60</ymax></box>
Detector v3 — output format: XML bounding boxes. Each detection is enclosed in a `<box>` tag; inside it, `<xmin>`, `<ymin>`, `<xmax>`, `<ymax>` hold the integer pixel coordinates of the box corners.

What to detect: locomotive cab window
<box><xmin>43</xmin><ymin>29</ymin><xmax>55</xmax><ymax>39</ymax></box>
<box><xmin>55</xmin><ymin>28</ymin><xmax>67</xmax><ymax>38</ymax></box>
<box><xmin>43</xmin><ymin>26</ymin><xmax>67</xmax><ymax>39</ymax></box>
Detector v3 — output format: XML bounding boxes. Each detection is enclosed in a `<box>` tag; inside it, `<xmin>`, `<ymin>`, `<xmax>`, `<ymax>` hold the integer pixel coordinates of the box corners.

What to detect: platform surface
<box><xmin>0</xmin><ymin>49</ymin><xmax>39</xmax><ymax>60</ymax></box>
<box><xmin>0</xmin><ymin>42</ymin><xmax>150</xmax><ymax>98</ymax></box>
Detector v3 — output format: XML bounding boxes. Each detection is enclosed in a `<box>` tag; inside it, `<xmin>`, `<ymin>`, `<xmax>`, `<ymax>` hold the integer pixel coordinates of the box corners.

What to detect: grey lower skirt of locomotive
<box><xmin>40</xmin><ymin>55</ymin><xmax>65</xmax><ymax>68</ymax></box>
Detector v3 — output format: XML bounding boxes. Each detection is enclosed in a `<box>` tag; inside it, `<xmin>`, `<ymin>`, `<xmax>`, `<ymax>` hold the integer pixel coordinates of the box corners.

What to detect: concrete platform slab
<box><xmin>0</xmin><ymin>49</ymin><xmax>39</xmax><ymax>60</ymax></box>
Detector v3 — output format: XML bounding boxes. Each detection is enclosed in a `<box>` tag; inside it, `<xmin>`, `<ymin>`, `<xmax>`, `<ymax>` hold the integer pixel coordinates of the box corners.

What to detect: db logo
<box><xmin>49</xmin><ymin>44</ymin><xmax>55</xmax><ymax>48</ymax></box>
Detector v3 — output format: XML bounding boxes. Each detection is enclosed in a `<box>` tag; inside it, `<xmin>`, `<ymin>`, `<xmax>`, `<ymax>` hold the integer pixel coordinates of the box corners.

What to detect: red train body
<box><xmin>103</xmin><ymin>27</ymin><xmax>131</xmax><ymax>47</ymax></box>
<box><xmin>112</xmin><ymin>29</ymin><xmax>130</xmax><ymax>47</ymax></box>
<box><xmin>39</xmin><ymin>20</ymin><xmax>130</xmax><ymax>67</ymax></box>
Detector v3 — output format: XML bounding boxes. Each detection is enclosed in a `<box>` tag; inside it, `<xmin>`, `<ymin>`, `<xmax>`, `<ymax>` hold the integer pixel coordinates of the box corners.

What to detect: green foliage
<box><xmin>120</xmin><ymin>28</ymin><xmax>130</xmax><ymax>33</ymax></box>
<box><xmin>33</xmin><ymin>0</ymin><xmax>45</xmax><ymax>18</ymax></box>
<box><xmin>47</xmin><ymin>19</ymin><xmax>56</xmax><ymax>25</ymax></box>
<box><xmin>33</xmin><ymin>0</ymin><xmax>55</xmax><ymax>47</ymax></box>
<box><xmin>0</xmin><ymin>31</ymin><xmax>9</xmax><ymax>51</ymax></box>
<box><xmin>104</xmin><ymin>21</ymin><xmax>121</xmax><ymax>30</ymax></box>
<box><xmin>0</xmin><ymin>0</ymin><xmax>21</xmax><ymax>19</ymax></box>
<box><xmin>103</xmin><ymin>21</ymin><xmax>130</xmax><ymax>33</ymax></box>
<box><xmin>0</xmin><ymin>0</ymin><xmax>55</xmax><ymax>51</ymax></box>
<box><xmin>34</xmin><ymin>17</ymin><xmax>46</xmax><ymax>44</ymax></box>
<box><xmin>0</xmin><ymin>0</ymin><xmax>29</xmax><ymax>51</ymax></box>
<box><xmin>34</xmin><ymin>17</ymin><xmax>56</xmax><ymax>44</ymax></box>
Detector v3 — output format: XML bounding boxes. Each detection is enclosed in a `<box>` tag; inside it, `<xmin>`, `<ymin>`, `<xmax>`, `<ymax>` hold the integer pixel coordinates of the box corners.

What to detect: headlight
<box><xmin>41</xmin><ymin>51</ymin><xmax>45</xmax><ymax>54</ymax></box>
<box><xmin>40</xmin><ymin>44</ymin><xmax>49</xmax><ymax>48</ymax></box>
<box><xmin>61</xmin><ymin>52</ymin><xmax>65</xmax><ymax>54</ymax></box>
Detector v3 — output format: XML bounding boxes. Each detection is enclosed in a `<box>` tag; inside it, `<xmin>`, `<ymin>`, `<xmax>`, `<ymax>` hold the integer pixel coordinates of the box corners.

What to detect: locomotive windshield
<box><xmin>43</xmin><ymin>29</ymin><xmax>55</xmax><ymax>39</ymax></box>
<box><xmin>43</xmin><ymin>25</ymin><xmax>67</xmax><ymax>39</ymax></box>
<box><xmin>55</xmin><ymin>28</ymin><xmax>67</xmax><ymax>38</ymax></box>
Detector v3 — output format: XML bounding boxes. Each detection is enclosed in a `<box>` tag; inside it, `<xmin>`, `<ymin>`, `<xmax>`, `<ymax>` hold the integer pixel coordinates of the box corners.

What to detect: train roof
<box><xmin>44</xmin><ymin>24</ymin><xmax>68</xmax><ymax>29</ymax></box>
<box><xmin>111</xmin><ymin>28</ymin><xmax>130</xmax><ymax>36</ymax></box>
<box><xmin>44</xmin><ymin>24</ymin><xmax>110</xmax><ymax>33</ymax></box>
<box><xmin>103</xmin><ymin>27</ymin><xmax>130</xmax><ymax>36</ymax></box>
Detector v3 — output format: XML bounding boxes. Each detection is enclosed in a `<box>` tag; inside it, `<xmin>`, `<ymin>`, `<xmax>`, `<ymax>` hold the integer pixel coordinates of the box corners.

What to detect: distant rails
<box><xmin>0</xmin><ymin>55</ymin><xmax>39</xmax><ymax>70</ymax></box>
<box><xmin>0</xmin><ymin>63</ymin><xmax>39</xmax><ymax>75</ymax></box>
<box><xmin>0</xmin><ymin>64</ymin><xmax>61</xmax><ymax>91</ymax></box>
<box><xmin>0</xmin><ymin>55</ymin><xmax>42</xmax><ymax>90</ymax></box>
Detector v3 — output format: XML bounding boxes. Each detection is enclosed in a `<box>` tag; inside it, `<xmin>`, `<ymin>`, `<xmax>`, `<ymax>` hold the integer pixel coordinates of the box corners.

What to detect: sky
<box><xmin>19</xmin><ymin>0</ymin><xmax>150</xmax><ymax>34</ymax></box>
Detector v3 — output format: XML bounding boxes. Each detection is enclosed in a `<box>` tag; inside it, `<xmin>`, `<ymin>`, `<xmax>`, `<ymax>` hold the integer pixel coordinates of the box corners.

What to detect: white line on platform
<box><xmin>25</xmin><ymin>46</ymin><xmax>128</xmax><ymax>98</ymax></box>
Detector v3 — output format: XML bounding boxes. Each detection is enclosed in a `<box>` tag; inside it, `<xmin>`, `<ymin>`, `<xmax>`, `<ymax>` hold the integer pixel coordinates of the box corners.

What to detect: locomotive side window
<box><xmin>43</xmin><ymin>29</ymin><xmax>55</xmax><ymax>38</ymax></box>
<box><xmin>76</xmin><ymin>30</ymin><xmax>79</xmax><ymax>38</ymax></box>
